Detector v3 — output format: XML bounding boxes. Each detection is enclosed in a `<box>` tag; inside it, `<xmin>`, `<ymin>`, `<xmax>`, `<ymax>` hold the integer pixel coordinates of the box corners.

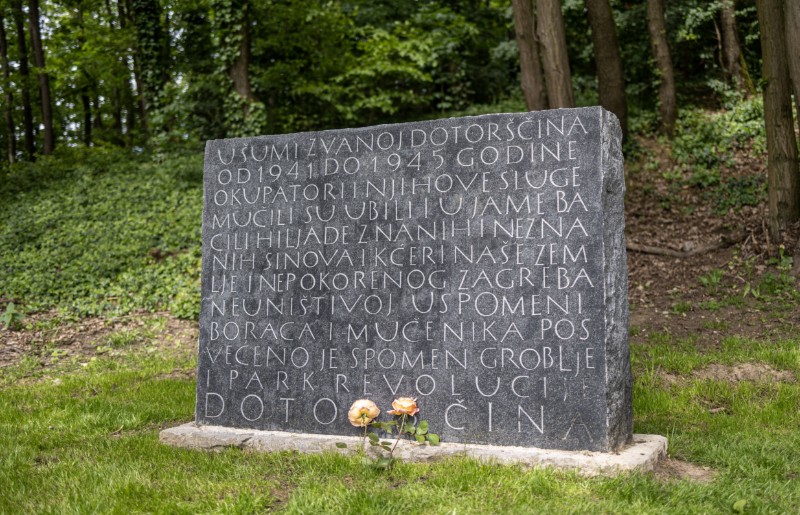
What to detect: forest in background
<box><xmin>0</xmin><ymin>0</ymin><xmax>770</xmax><ymax>141</ymax></box>
<box><xmin>0</xmin><ymin>0</ymin><xmax>798</xmax><ymax>235</ymax></box>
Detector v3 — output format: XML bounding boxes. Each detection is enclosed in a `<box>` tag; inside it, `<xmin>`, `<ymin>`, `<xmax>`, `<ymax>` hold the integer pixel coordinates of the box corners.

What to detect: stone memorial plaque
<box><xmin>196</xmin><ymin>107</ymin><xmax>632</xmax><ymax>452</ymax></box>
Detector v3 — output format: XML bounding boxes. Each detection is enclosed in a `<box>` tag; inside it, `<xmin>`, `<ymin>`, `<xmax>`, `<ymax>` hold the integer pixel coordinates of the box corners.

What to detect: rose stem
<box><xmin>389</xmin><ymin>414</ymin><xmax>407</xmax><ymax>458</ymax></box>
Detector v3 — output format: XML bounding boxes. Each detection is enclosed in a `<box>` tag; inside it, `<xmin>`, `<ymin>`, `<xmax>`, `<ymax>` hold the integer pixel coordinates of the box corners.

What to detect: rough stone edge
<box><xmin>160</xmin><ymin>423</ymin><xmax>666</xmax><ymax>477</ymax></box>
<box><xmin>600</xmin><ymin>108</ymin><xmax>633</xmax><ymax>451</ymax></box>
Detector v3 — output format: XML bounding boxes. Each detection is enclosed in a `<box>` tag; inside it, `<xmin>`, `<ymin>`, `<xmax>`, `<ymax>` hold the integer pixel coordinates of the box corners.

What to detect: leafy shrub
<box><xmin>711</xmin><ymin>175</ymin><xmax>765</xmax><ymax>213</ymax></box>
<box><xmin>0</xmin><ymin>146</ymin><xmax>203</xmax><ymax>319</ymax></box>
<box><xmin>667</xmin><ymin>98</ymin><xmax>766</xmax><ymax>212</ymax></box>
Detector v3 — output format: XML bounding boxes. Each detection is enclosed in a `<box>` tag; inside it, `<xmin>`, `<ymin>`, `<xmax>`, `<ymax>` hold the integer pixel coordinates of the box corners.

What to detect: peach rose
<box><xmin>348</xmin><ymin>399</ymin><xmax>380</xmax><ymax>427</ymax></box>
<box><xmin>388</xmin><ymin>397</ymin><xmax>419</xmax><ymax>416</ymax></box>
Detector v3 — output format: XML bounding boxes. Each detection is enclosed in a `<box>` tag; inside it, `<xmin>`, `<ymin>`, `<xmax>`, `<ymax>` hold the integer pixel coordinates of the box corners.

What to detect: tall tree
<box><xmin>511</xmin><ymin>0</ymin><xmax>547</xmax><ymax>111</ymax></box>
<box><xmin>123</xmin><ymin>54</ymin><xmax>139</xmax><ymax>139</ymax></box>
<box><xmin>75</xmin><ymin>3</ymin><xmax>91</xmax><ymax>146</ymax></box>
<box><xmin>132</xmin><ymin>0</ymin><xmax>169</xmax><ymax>125</ymax></box>
<box><xmin>11</xmin><ymin>0</ymin><xmax>32</xmax><ymax>158</ymax></box>
<box><xmin>756</xmin><ymin>0</ymin><xmax>800</xmax><ymax>238</ymax></box>
<box><xmin>535</xmin><ymin>0</ymin><xmax>574</xmax><ymax>108</ymax></box>
<box><xmin>0</xmin><ymin>12</ymin><xmax>15</xmax><ymax>163</ymax></box>
<box><xmin>646</xmin><ymin>0</ymin><xmax>677</xmax><ymax>137</ymax></box>
<box><xmin>100</xmin><ymin>0</ymin><xmax>124</xmax><ymax>144</ymax></box>
<box><xmin>720</xmin><ymin>1</ymin><xmax>747</xmax><ymax>93</ymax></box>
<box><xmin>117</xmin><ymin>0</ymin><xmax>139</xmax><ymax>139</ymax></box>
<box><xmin>784</xmin><ymin>0</ymin><xmax>800</xmax><ymax>124</ymax></box>
<box><xmin>230</xmin><ymin>1</ymin><xmax>255</xmax><ymax>110</ymax></box>
<box><xmin>28</xmin><ymin>0</ymin><xmax>53</xmax><ymax>154</ymax></box>
<box><xmin>81</xmin><ymin>92</ymin><xmax>92</xmax><ymax>145</ymax></box>
<box><xmin>93</xmin><ymin>94</ymin><xmax>104</xmax><ymax>134</ymax></box>
<box><xmin>586</xmin><ymin>0</ymin><xmax>628</xmax><ymax>138</ymax></box>
<box><xmin>220</xmin><ymin>0</ymin><xmax>257</xmax><ymax>116</ymax></box>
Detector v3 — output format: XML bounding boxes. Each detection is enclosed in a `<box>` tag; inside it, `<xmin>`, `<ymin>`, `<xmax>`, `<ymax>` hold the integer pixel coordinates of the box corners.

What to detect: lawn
<box><xmin>1</xmin><ymin>318</ymin><xmax>798</xmax><ymax>513</ymax></box>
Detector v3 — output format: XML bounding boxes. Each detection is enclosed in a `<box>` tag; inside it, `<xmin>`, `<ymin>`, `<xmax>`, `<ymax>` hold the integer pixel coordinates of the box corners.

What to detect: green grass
<box><xmin>635</xmin><ymin>332</ymin><xmax>800</xmax><ymax>375</ymax></box>
<box><xmin>1</xmin><ymin>331</ymin><xmax>798</xmax><ymax>513</ymax></box>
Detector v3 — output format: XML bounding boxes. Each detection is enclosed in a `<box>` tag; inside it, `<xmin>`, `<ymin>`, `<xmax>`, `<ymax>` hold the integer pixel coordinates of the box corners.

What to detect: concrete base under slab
<box><xmin>160</xmin><ymin>423</ymin><xmax>667</xmax><ymax>476</ymax></box>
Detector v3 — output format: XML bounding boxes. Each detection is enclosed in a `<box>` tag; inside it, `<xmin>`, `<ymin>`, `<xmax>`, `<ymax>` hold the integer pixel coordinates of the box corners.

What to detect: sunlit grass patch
<box><xmin>1</xmin><ymin>328</ymin><xmax>799</xmax><ymax>513</ymax></box>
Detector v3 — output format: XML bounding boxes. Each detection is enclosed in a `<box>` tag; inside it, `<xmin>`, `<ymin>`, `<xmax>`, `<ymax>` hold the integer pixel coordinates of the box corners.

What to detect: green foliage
<box><xmin>712</xmin><ymin>174</ymin><xmax>765</xmax><ymax>213</ymax></box>
<box><xmin>0</xmin><ymin>0</ymin><xmax>771</xmax><ymax>156</ymax></box>
<box><xmin>753</xmin><ymin>249</ymin><xmax>797</xmax><ymax>300</ymax></box>
<box><xmin>667</xmin><ymin>0</ymin><xmax>760</xmax><ymax>107</ymax></box>
<box><xmin>41</xmin><ymin>0</ymin><xmax>138</xmax><ymax>146</ymax></box>
<box><xmin>699</xmin><ymin>269</ymin><xmax>724</xmax><ymax>294</ymax></box>
<box><xmin>667</xmin><ymin>98</ymin><xmax>766</xmax><ymax>212</ymax></box>
<box><xmin>154</xmin><ymin>0</ymin><xmax>228</xmax><ymax>143</ymax></box>
<box><xmin>243</xmin><ymin>0</ymin><xmax>513</xmax><ymax>135</ymax></box>
<box><xmin>671</xmin><ymin>300</ymin><xmax>693</xmax><ymax>315</ymax></box>
<box><xmin>0</xmin><ymin>146</ymin><xmax>202</xmax><ymax>319</ymax></box>
<box><xmin>562</xmin><ymin>0</ymin><xmax>597</xmax><ymax>106</ymax></box>
<box><xmin>0</xmin><ymin>302</ymin><xmax>24</xmax><ymax>330</ymax></box>
<box><xmin>132</xmin><ymin>0</ymin><xmax>170</xmax><ymax>113</ymax></box>
<box><xmin>220</xmin><ymin>91</ymin><xmax>269</xmax><ymax>137</ymax></box>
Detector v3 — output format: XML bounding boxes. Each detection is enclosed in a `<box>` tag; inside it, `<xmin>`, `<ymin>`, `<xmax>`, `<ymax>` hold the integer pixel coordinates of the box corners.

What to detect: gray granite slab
<box><xmin>160</xmin><ymin>424</ymin><xmax>663</xmax><ymax>476</ymax></box>
<box><xmin>197</xmin><ymin>107</ymin><xmax>632</xmax><ymax>451</ymax></box>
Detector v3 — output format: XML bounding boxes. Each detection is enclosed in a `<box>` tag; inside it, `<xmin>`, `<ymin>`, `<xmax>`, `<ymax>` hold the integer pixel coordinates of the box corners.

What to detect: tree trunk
<box><xmin>117</xmin><ymin>0</ymin><xmax>126</xmax><ymax>23</ymax></box>
<box><xmin>28</xmin><ymin>0</ymin><xmax>54</xmax><ymax>154</ymax></box>
<box><xmin>93</xmin><ymin>95</ymin><xmax>104</xmax><ymax>131</ymax></box>
<box><xmin>112</xmin><ymin>86</ymin><xmax>123</xmax><ymax>143</ymax></box>
<box><xmin>118</xmin><ymin>0</ymin><xmax>139</xmax><ymax>139</ymax></box>
<box><xmin>124</xmin><ymin>56</ymin><xmax>137</xmax><ymax>142</ymax></box>
<box><xmin>132</xmin><ymin>40</ymin><xmax>148</xmax><ymax>130</ymax></box>
<box><xmin>511</xmin><ymin>0</ymin><xmax>547</xmax><ymax>111</ymax></box>
<box><xmin>230</xmin><ymin>7</ymin><xmax>256</xmax><ymax>114</ymax></box>
<box><xmin>11</xmin><ymin>0</ymin><xmax>34</xmax><ymax>159</ymax></box>
<box><xmin>104</xmin><ymin>0</ymin><xmax>115</xmax><ymax>27</ymax></box>
<box><xmin>784</xmin><ymin>0</ymin><xmax>800</xmax><ymax>124</ymax></box>
<box><xmin>586</xmin><ymin>0</ymin><xmax>628</xmax><ymax>138</ymax></box>
<box><xmin>535</xmin><ymin>0</ymin><xmax>574</xmax><ymax>108</ymax></box>
<box><xmin>0</xmin><ymin>14</ymin><xmax>15</xmax><ymax>164</ymax></box>
<box><xmin>756</xmin><ymin>0</ymin><xmax>800</xmax><ymax>239</ymax></box>
<box><xmin>81</xmin><ymin>93</ymin><xmax>92</xmax><ymax>146</ymax></box>
<box><xmin>646</xmin><ymin>0</ymin><xmax>677</xmax><ymax>137</ymax></box>
<box><xmin>720</xmin><ymin>1</ymin><xmax>747</xmax><ymax>93</ymax></box>
<box><xmin>77</xmin><ymin>6</ymin><xmax>92</xmax><ymax>146</ymax></box>
<box><xmin>132</xmin><ymin>0</ymin><xmax>168</xmax><ymax>126</ymax></box>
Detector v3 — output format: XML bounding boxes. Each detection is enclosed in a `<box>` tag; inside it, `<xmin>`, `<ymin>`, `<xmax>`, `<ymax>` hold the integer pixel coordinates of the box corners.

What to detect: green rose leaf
<box><xmin>415</xmin><ymin>434</ymin><xmax>425</xmax><ymax>443</ymax></box>
<box><xmin>427</xmin><ymin>433</ymin><xmax>440</xmax><ymax>445</ymax></box>
<box><xmin>416</xmin><ymin>420</ymin><xmax>429</xmax><ymax>435</ymax></box>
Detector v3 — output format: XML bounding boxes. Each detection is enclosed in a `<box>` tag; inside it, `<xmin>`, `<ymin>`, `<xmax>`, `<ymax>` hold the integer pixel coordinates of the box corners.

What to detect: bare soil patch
<box><xmin>0</xmin><ymin>311</ymin><xmax>196</xmax><ymax>371</ymax></box>
<box><xmin>694</xmin><ymin>362</ymin><xmax>794</xmax><ymax>382</ymax></box>
<box><xmin>661</xmin><ymin>362</ymin><xmax>795</xmax><ymax>386</ymax></box>
<box><xmin>652</xmin><ymin>458</ymin><xmax>717</xmax><ymax>483</ymax></box>
<box><xmin>268</xmin><ymin>480</ymin><xmax>295</xmax><ymax>509</ymax></box>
